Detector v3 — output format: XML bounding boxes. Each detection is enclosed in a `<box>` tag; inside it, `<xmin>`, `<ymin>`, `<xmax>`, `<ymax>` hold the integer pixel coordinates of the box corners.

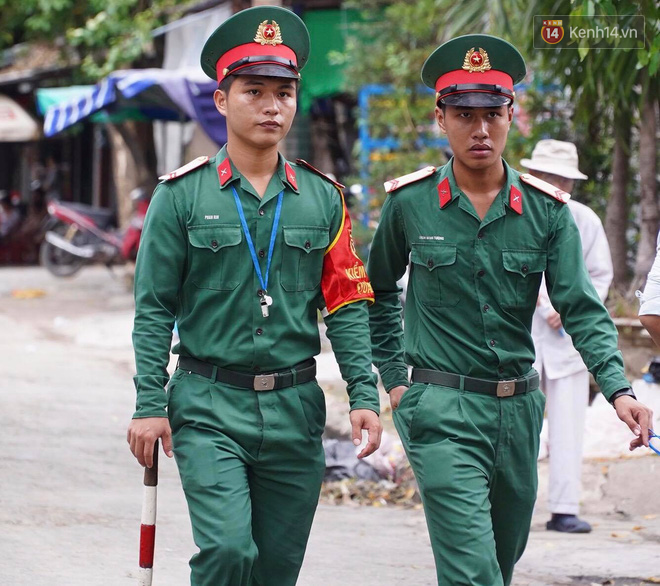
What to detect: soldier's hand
<box><xmin>127</xmin><ymin>417</ymin><xmax>174</xmax><ymax>468</ymax></box>
<box><xmin>389</xmin><ymin>385</ymin><xmax>408</xmax><ymax>411</ymax></box>
<box><xmin>612</xmin><ymin>395</ymin><xmax>654</xmax><ymax>450</ymax></box>
<box><xmin>350</xmin><ymin>409</ymin><xmax>382</xmax><ymax>459</ymax></box>
<box><xmin>545</xmin><ymin>309</ymin><xmax>563</xmax><ymax>330</ymax></box>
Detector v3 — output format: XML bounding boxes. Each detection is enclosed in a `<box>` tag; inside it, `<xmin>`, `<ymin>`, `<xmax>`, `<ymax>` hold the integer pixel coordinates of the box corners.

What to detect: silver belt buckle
<box><xmin>254</xmin><ymin>374</ymin><xmax>276</xmax><ymax>391</ymax></box>
<box><xmin>496</xmin><ymin>380</ymin><xmax>516</xmax><ymax>398</ymax></box>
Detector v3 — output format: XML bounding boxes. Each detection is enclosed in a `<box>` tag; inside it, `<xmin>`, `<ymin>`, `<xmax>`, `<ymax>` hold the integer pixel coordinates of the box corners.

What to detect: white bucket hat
<box><xmin>520</xmin><ymin>139</ymin><xmax>588</xmax><ymax>180</ymax></box>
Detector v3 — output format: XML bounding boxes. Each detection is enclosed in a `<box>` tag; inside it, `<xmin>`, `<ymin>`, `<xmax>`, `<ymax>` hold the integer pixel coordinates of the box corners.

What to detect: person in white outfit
<box><xmin>523</xmin><ymin>140</ymin><xmax>613</xmax><ymax>534</ymax></box>
<box><xmin>638</xmin><ymin>232</ymin><xmax>660</xmax><ymax>346</ymax></box>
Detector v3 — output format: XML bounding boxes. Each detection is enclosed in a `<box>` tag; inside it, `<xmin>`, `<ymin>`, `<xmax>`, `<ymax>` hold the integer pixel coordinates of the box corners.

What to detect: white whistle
<box><xmin>260</xmin><ymin>294</ymin><xmax>273</xmax><ymax>318</ymax></box>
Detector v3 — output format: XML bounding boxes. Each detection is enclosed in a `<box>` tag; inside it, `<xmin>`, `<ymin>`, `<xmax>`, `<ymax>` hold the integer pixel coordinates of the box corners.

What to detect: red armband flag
<box><xmin>321</xmin><ymin>192</ymin><xmax>374</xmax><ymax>314</ymax></box>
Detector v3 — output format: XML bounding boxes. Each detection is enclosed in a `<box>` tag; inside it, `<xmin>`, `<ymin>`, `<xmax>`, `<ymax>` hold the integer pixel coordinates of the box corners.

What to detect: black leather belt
<box><xmin>177</xmin><ymin>356</ymin><xmax>316</xmax><ymax>391</ymax></box>
<box><xmin>411</xmin><ymin>368</ymin><xmax>539</xmax><ymax>398</ymax></box>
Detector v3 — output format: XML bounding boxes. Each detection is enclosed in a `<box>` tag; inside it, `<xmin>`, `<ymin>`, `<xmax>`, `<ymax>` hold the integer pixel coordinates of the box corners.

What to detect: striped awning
<box><xmin>41</xmin><ymin>68</ymin><xmax>215</xmax><ymax>137</ymax></box>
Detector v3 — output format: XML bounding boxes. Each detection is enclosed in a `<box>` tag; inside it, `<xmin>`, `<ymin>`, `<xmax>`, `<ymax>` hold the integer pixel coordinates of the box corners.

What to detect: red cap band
<box><xmin>216</xmin><ymin>42</ymin><xmax>298</xmax><ymax>82</ymax></box>
<box><xmin>434</xmin><ymin>69</ymin><xmax>513</xmax><ymax>94</ymax></box>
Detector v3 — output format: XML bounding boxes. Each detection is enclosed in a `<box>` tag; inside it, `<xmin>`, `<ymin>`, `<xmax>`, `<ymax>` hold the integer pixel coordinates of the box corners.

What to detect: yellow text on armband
<box><xmin>345</xmin><ymin>265</ymin><xmax>367</xmax><ymax>280</ymax></box>
<box><xmin>357</xmin><ymin>281</ymin><xmax>374</xmax><ymax>295</ymax></box>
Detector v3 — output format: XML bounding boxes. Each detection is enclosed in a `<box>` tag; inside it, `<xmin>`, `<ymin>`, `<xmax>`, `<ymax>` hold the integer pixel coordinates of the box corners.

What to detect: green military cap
<box><xmin>421</xmin><ymin>34</ymin><xmax>526</xmax><ymax>107</ymax></box>
<box><xmin>201</xmin><ymin>5</ymin><xmax>310</xmax><ymax>83</ymax></box>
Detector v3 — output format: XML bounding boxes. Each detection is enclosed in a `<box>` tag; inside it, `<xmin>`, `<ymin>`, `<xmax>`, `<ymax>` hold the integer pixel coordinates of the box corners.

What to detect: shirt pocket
<box><xmin>281</xmin><ymin>226</ymin><xmax>329</xmax><ymax>292</ymax></box>
<box><xmin>409</xmin><ymin>243</ymin><xmax>460</xmax><ymax>307</ymax></box>
<box><xmin>500</xmin><ymin>249</ymin><xmax>547</xmax><ymax>308</ymax></box>
<box><xmin>187</xmin><ymin>224</ymin><xmax>243</xmax><ymax>291</ymax></box>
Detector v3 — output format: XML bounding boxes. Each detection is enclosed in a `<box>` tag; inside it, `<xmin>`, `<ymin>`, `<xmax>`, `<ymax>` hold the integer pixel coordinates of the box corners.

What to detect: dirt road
<box><xmin>1</xmin><ymin>266</ymin><xmax>659</xmax><ymax>586</ymax></box>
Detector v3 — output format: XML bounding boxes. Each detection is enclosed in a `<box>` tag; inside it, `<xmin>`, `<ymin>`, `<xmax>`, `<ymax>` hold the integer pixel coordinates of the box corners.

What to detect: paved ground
<box><xmin>1</xmin><ymin>265</ymin><xmax>659</xmax><ymax>586</ymax></box>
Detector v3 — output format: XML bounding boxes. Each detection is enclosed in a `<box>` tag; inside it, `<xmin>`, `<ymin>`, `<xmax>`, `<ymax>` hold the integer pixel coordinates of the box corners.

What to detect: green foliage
<box><xmin>504</xmin><ymin>82</ymin><xmax>616</xmax><ymax>219</ymax></box>
<box><xmin>0</xmin><ymin>0</ymin><xmax>184</xmax><ymax>80</ymax></box>
<box><xmin>340</xmin><ymin>0</ymin><xmax>449</xmax><ymax>202</ymax></box>
<box><xmin>522</xmin><ymin>1</ymin><xmax>658</xmax><ymax>126</ymax></box>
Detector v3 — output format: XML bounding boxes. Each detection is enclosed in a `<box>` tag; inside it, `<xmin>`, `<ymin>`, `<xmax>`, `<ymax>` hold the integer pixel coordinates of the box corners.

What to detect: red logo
<box><xmin>541</xmin><ymin>20</ymin><xmax>564</xmax><ymax>45</ymax></box>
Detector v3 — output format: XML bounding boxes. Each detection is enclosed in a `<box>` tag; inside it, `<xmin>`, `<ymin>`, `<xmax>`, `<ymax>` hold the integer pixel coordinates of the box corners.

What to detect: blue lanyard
<box><xmin>650</xmin><ymin>430</ymin><xmax>660</xmax><ymax>456</ymax></box>
<box><xmin>231</xmin><ymin>186</ymin><xmax>283</xmax><ymax>294</ymax></box>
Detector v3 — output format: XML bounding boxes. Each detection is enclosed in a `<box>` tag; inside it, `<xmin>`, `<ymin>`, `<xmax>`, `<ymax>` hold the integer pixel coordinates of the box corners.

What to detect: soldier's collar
<box><xmin>215</xmin><ymin>146</ymin><xmax>299</xmax><ymax>194</ymax></box>
<box><xmin>438</xmin><ymin>158</ymin><xmax>523</xmax><ymax>215</ymax></box>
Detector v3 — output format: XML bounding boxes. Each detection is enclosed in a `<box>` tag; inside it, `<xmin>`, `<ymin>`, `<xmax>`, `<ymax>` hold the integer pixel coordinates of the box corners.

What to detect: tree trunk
<box><xmin>105</xmin><ymin>121</ymin><xmax>158</xmax><ymax>229</ymax></box>
<box><xmin>604</xmin><ymin>120</ymin><xmax>631</xmax><ymax>294</ymax></box>
<box><xmin>628</xmin><ymin>94</ymin><xmax>659</xmax><ymax>297</ymax></box>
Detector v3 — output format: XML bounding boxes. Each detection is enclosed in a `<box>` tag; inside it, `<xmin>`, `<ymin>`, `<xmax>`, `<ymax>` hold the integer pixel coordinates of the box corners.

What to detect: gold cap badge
<box><xmin>462</xmin><ymin>48</ymin><xmax>491</xmax><ymax>73</ymax></box>
<box><xmin>254</xmin><ymin>20</ymin><xmax>283</xmax><ymax>46</ymax></box>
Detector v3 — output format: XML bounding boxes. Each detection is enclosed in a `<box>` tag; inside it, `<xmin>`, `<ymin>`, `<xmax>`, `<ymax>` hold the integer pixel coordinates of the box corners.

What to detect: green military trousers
<box><xmin>167</xmin><ymin>368</ymin><xmax>327</xmax><ymax>586</ymax></box>
<box><xmin>393</xmin><ymin>382</ymin><xmax>545</xmax><ymax>586</ymax></box>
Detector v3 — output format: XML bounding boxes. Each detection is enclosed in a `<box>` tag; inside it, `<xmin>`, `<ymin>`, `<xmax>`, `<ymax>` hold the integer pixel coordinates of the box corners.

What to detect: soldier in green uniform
<box><xmin>367</xmin><ymin>34</ymin><xmax>653</xmax><ymax>586</ymax></box>
<box><xmin>126</xmin><ymin>6</ymin><xmax>382</xmax><ymax>586</ymax></box>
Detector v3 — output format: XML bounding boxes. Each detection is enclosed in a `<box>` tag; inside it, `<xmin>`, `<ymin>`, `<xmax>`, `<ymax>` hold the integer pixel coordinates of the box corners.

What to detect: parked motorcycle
<box><xmin>40</xmin><ymin>188</ymin><xmax>150</xmax><ymax>277</ymax></box>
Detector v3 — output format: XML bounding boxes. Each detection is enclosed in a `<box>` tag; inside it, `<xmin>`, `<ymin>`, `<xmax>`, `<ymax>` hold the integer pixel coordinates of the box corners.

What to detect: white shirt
<box><xmin>637</xmin><ymin>231</ymin><xmax>660</xmax><ymax>316</ymax></box>
<box><xmin>532</xmin><ymin>199</ymin><xmax>613</xmax><ymax>379</ymax></box>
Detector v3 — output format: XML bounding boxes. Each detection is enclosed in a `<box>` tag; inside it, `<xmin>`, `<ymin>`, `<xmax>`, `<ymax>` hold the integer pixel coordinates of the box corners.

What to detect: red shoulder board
<box><xmin>520</xmin><ymin>173</ymin><xmax>571</xmax><ymax>203</ymax></box>
<box><xmin>159</xmin><ymin>156</ymin><xmax>210</xmax><ymax>181</ymax></box>
<box><xmin>384</xmin><ymin>166</ymin><xmax>436</xmax><ymax>193</ymax></box>
<box><xmin>295</xmin><ymin>159</ymin><xmax>345</xmax><ymax>189</ymax></box>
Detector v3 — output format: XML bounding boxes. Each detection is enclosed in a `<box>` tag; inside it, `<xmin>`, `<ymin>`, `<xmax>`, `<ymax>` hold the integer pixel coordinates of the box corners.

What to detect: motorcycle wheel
<box><xmin>39</xmin><ymin>226</ymin><xmax>87</xmax><ymax>277</ymax></box>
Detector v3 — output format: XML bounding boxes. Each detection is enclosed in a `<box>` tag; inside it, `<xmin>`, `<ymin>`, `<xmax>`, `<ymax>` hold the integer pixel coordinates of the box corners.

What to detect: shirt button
<box><xmin>256</xmin><ymin>328</ymin><xmax>263</xmax><ymax>336</ymax></box>
<box><xmin>478</xmin><ymin>269</ymin><xmax>485</xmax><ymax>277</ymax></box>
<box><xmin>498</xmin><ymin>366</ymin><xmax>505</xmax><ymax>374</ymax></box>
<box><xmin>477</xmin><ymin>231</ymin><xmax>484</xmax><ymax>239</ymax></box>
<box><xmin>489</xmin><ymin>339</ymin><xmax>496</xmax><ymax>347</ymax></box>
<box><xmin>257</xmin><ymin>289</ymin><xmax>264</xmax><ymax>297</ymax></box>
<box><xmin>521</xmin><ymin>264</ymin><xmax>529</xmax><ymax>274</ymax></box>
<box><xmin>483</xmin><ymin>304</ymin><xmax>490</xmax><ymax>312</ymax></box>
<box><xmin>427</xmin><ymin>259</ymin><xmax>434</xmax><ymax>268</ymax></box>
<box><xmin>258</xmin><ymin>209</ymin><xmax>265</xmax><ymax>216</ymax></box>
<box><xmin>258</xmin><ymin>249</ymin><xmax>266</xmax><ymax>258</ymax></box>
<box><xmin>304</xmin><ymin>240</ymin><xmax>311</xmax><ymax>249</ymax></box>
<box><xmin>254</xmin><ymin>366</ymin><xmax>261</xmax><ymax>372</ymax></box>
<box><xmin>211</xmin><ymin>240</ymin><xmax>218</xmax><ymax>248</ymax></box>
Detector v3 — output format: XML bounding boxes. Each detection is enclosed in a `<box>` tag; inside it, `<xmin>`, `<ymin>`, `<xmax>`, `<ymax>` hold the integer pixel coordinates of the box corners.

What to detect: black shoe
<box><xmin>546</xmin><ymin>514</ymin><xmax>592</xmax><ymax>533</ymax></box>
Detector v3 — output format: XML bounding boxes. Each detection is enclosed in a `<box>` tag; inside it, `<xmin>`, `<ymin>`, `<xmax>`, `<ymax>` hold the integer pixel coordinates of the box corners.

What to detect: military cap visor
<box><xmin>440</xmin><ymin>92</ymin><xmax>513</xmax><ymax>107</ymax></box>
<box><xmin>201</xmin><ymin>6</ymin><xmax>310</xmax><ymax>83</ymax></box>
<box><xmin>422</xmin><ymin>34</ymin><xmax>525</xmax><ymax>106</ymax></box>
<box><xmin>231</xmin><ymin>64</ymin><xmax>300</xmax><ymax>80</ymax></box>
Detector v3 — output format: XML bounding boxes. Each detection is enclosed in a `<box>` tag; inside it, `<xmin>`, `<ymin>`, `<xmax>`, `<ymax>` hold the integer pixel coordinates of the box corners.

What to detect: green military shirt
<box><xmin>368</xmin><ymin>158</ymin><xmax>629</xmax><ymax>400</ymax></box>
<box><xmin>133</xmin><ymin>146</ymin><xmax>378</xmax><ymax>418</ymax></box>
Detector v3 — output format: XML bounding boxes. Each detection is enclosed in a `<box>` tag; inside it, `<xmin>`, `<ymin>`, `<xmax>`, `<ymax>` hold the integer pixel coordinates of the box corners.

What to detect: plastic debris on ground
<box><xmin>321</xmin><ymin>431</ymin><xmax>420</xmax><ymax>507</ymax></box>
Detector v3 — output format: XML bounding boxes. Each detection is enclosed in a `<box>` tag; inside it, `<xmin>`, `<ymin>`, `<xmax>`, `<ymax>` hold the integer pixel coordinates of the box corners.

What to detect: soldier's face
<box><xmin>436</xmin><ymin>104</ymin><xmax>513</xmax><ymax>170</ymax></box>
<box><xmin>214</xmin><ymin>75</ymin><xmax>297</xmax><ymax>149</ymax></box>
